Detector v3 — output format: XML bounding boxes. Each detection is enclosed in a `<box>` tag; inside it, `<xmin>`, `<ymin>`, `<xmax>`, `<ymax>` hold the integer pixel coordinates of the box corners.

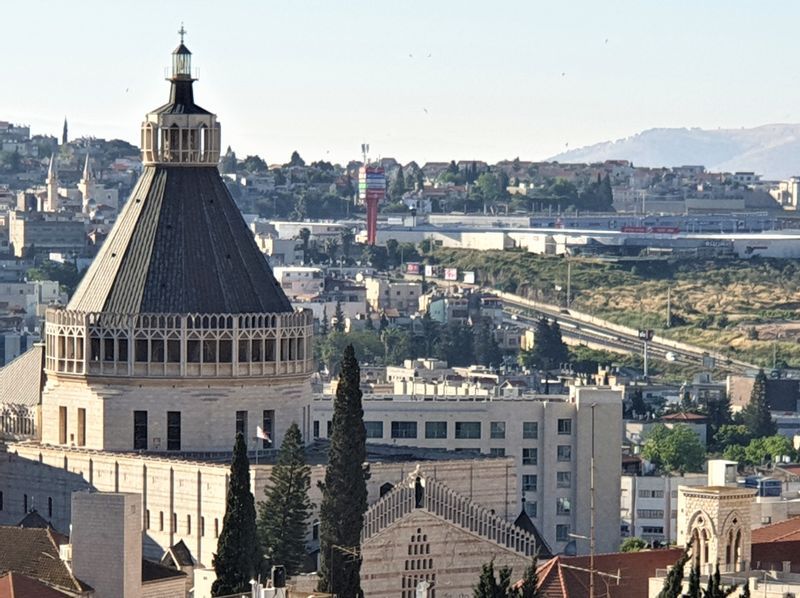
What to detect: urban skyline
<box><xmin>4</xmin><ymin>1</ymin><xmax>800</xmax><ymax>165</ymax></box>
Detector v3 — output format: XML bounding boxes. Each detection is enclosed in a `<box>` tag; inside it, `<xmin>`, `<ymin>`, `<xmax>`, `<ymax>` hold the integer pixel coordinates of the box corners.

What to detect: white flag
<box><xmin>256</xmin><ymin>425</ymin><xmax>271</xmax><ymax>442</ymax></box>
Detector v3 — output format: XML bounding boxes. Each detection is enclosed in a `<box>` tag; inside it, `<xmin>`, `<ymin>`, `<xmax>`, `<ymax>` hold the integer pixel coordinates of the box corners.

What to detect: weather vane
<box><xmin>178</xmin><ymin>22</ymin><xmax>187</xmax><ymax>44</ymax></box>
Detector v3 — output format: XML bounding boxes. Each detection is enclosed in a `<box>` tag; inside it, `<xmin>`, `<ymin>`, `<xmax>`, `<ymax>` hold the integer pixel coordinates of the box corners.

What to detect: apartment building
<box><xmin>364</xmin><ymin>276</ymin><xmax>422</xmax><ymax>314</ymax></box>
<box><xmin>311</xmin><ymin>385</ymin><xmax>624</xmax><ymax>554</ymax></box>
<box><xmin>272</xmin><ymin>266</ymin><xmax>325</xmax><ymax>299</ymax></box>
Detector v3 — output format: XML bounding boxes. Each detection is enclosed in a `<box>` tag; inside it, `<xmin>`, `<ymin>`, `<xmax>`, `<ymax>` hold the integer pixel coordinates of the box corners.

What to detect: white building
<box><xmin>312</xmin><ymin>385</ymin><xmax>624</xmax><ymax>554</ymax></box>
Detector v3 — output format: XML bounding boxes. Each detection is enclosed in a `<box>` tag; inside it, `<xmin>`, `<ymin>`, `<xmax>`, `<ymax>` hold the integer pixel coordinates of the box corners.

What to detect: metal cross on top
<box><xmin>178</xmin><ymin>23</ymin><xmax>187</xmax><ymax>44</ymax></box>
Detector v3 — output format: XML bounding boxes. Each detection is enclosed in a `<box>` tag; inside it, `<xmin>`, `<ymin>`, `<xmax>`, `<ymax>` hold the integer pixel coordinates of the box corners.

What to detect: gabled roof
<box><xmin>0</xmin><ymin>572</ymin><xmax>74</xmax><ymax>598</ymax></box>
<box><xmin>513</xmin><ymin>509</ymin><xmax>552</xmax><ymax>559</ymax></box>
<box><xmin>160</xmin><ymin>539</ymin><xmax>194</xmax><ymax>568</ymax></box>
<box><xmin>0</xmin><ymin>345</ymin><xmax>44</xmax><ymax>407</ymax></box>
<box><xmin>0</xmin><ymin>527</ymin><xmax>91</xmax><ymax>594</ymax></box>
<box><xmin>751</xmin><ymin>515</ymin><xmax>800</xmax><ymax>543</ymax></box>
<box><xmin>534</xmin><ymin>549</ymin><xmax>683</xmax><ymax>598</ymax></box>
<box><xmin>68</xmin><ymin>166</ymin><xmax>293</xmax><ymax>314</ymax></box>
<box><xmin>16</xmin><ymin>510</ymin><xmax>52</xmax><ymax>530</ymax></box>
<box><xmin>141</xmin><ymin>559</ymin><xmax>186</xmax><ymax>583</ymax></box>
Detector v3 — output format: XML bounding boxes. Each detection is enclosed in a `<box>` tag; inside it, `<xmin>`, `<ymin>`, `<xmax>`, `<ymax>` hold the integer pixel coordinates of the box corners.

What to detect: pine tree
<box><xmin>657</xmin><ymin>548</ymin><xmax>690</xmax><ymax>598</ymax></box>
<box><xmin>517</xmin><ymin>556</ymin><xmax>540</xmax><ymax>598</ymax></box>
<box><xmin>473</xmin><ymin>317</ymin><xmax>502</xmax><ymax>367</ymax></box>
<box><xmin>741</xmin><ymin>370</ymin><xmax>777</xmax><ymax>438</ymax></box>
<box><xmin>212</xmin><ymin>433</ymin><xmax>260</xmax><ymax>596</ymax></box>
<box><xmin>257</xmin><ymin>422</ymin><xmax>312</xmax><ymax>576</ymax></box>
<box><xmin>473</xmin><ymin>560</ymin><xmax>514</xmax><ymax>598</ymax></box>
<box><xmin>317</xmin><ymin>345</ymin><xmax>369</xmax><ymax>597</ymax></box>
<box><xmin>739</xmin><ymin>580</ymin><xmax>750</xmax><ymax>597</ymax></box>
<box><xmin>334</xmin><ymin>301</ymin><xmax>345</xmax><ymax>332</ymax></box>
<box><xmin>391</xmin><ymin>164</ymin><xmax>406</xmax><ymax>199</ymax></box>
<box><xmin>703</xmin><ymin>562</ymin><xmax>738</xmax><ymax>597</ymax></box>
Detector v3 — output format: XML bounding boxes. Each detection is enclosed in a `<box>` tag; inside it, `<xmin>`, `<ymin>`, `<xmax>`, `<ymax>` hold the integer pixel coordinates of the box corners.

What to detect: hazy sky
<box><xmin>2</xmin><ymin>1</ymin><xmax>799</xmax><ymax>165</ymax></box>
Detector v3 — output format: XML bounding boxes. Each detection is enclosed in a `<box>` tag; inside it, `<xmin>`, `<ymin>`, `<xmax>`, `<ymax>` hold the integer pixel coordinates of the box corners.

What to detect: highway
<box><xmin>491</xmin><ymin>290</ymin><xmax>759</xmax><ymax>375</ymax></box>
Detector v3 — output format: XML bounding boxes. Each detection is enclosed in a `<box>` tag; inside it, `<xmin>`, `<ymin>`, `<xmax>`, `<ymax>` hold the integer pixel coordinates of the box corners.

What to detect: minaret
<box><xmin>45</xmin><ymin>154</ymin><xmax>59</xmax><ymax>212</ymax></box>
<box><xmin>78</xmin><ymin>152</ymin><xmax>94</xmax><ymax>214</ymax></box>
<box><xmin>62</xmin><ymin>117</ymin><xmax>68</xmax><ymax>145</ymax></box>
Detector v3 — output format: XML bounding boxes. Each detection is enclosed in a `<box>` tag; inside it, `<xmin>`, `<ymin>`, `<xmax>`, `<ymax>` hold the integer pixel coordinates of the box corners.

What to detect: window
<box><xmin>159</xmin><ymin>511</ymin><xmax>164</xmax><ymax>531</ymax></box>
<box><xmin>364</xmin><ymin>421</ymin><xmax>384</xmax><ymax>439</ymax></box>
<box><xmin>312</xmin><ymin>520</ymin><xmax>320</xmax><ymax>541</ymax></box>
<box><xmin>0</xmin><ymin>490</ymin><xmax>3</xmax><ymax>511</ymax></box>
<box><xmin>523</xmin><ymin>422</ymin><xmax>538</xmax><ymax>439</ymax></box>
<box><xmin>23</xmin><ymin>494</ymin><xmax>27</xmax><ymax>513</ymax></box>
<box><xmin>391</xmin><ymin>421</ymin><xmax>417</xmax><ymax>439</ymax></box>
<box><xmin>557</xmin><ymin>418</ymin><xmax>572</xmax><ymax>435</ymax></box>
<box><xmin>642</xmin><ymin>526</ymin><xmax>664</xmax><ymax>535</ymax></box>
<box><xmin>455</xmin><ymin>422</ymin><xmax>481</xmax><ymax>439</ymax></box>
<box><xmin>77</xmin><ymin>408</ymin><xmax>86</xmax><ymax>447</ymax></box>
<box><xmin>557</xmin><ymin>497</ymin><xmax>571</xmax><ymax>515</ymax></box>
<box><xmin>214</xmin><ymin>518</ymin><xmax>219</xmax><ymax>538</ymax></box>
<box><xmin>172</xmin><ymin>513</ymin><xmax>177</xmax><ymax>533</ymax></box>
<box><xmin>425</xmin><ymin>421</ymin><xmax>447</xmax><ymax>439</ymax></box>
<box><xmin>522</xmin><ymin>448</ymin><xmax>538</xmax><ymax>466</ymax></box>
<box><xmin>489</xmin><ymin>447</ymin><xmax>506</xmax><ymax>457</ymax></box>
<box><xmin>326</xmin><ymin>420</ymin><xmax>332</xmax><ymax>437</ymax></box>
<box><xmin>134</xmin><ymin>411</ymin><xmax>147</xmax><ymax>450</ymax></box>
<box><xmin>556</xmin><ymin>524</ymin><xmax>571</xmax><ymax>542</ymax></box>
<box><xmin>490</xmin><ymin>421</ymin><xmax>506</xmax><ymax>439</ymax></box>
<box><xmin>187</xmin><ymin>514</ymin><xmax>192</xmax><ymax>535</ymax></box>
<box><xmin>638</xmin><ymin>489</ymin><xmax>665</xmax><ymax>498</ymax></box>
<box><xmin>557</xmin><ymin>445</ymin><xmax>572</xmax><ymax>462</ymax></box>
<box><xmin>146</xmin><ymin>510</ymin><xmax>150</xmax><ymax>529</ymax></box>
<box><xmin>262</xmin><ymin>410</ymin><xmax>274</xmax><ymax>449</ymax></box>
<box><xmin>235</xmin><ymin>410</ymin><xmax>248</xmax><ymax>440</ymax></box>
<box><xmin>522</xmin><ymin>474</ymin><xmax>537</xmax><ymax>492</ymax></box>
<box><xmin>313</xmin><ymin>420</ymin><xmax>320</xmax><ymax>439</ymax></box>
<box><xmin>59</xmin><ymin>406</ymin><xmax>67</xmax><ymax>444</ymax></box>
<box><xmin>48</xmin><ymin>497</ymin><xmax>53</xmax><ymax>518</ymax></box>
<box><xmin>201</xmin><ymin>516</ymin><xmax>205</xmax><ymax>536</ymax></box>
<box><xmin>167</xmin><ymin>411</ymin><xmax>181</xmax><ymax>451</ymax></box>
<box><xmin>524</xmin><ymin>501</ymin><xmax>537</xmax><ymax>518</ymax></box>
<box><xmin>637</xmin><ymin>509</ymin><xmax>665</xmax><ymax>519</ymax></box>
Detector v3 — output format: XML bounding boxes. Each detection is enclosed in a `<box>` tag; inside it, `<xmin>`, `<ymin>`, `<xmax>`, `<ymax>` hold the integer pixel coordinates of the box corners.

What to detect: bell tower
<box><xmin>45</xmin><ymin>154</ymin><xmax>59</xmax><ymax>212</ymax></box>
<box><xmin>78</xmin><ymin>153</ymin><xmax>94</xmax><ymax>214</ymax></box>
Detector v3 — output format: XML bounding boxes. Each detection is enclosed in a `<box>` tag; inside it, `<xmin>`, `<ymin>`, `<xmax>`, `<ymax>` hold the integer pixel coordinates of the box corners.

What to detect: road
<box><xmin>492</xmin><ymin>290</ymin><xmax>758</xmax><ymax>375</ymax></box>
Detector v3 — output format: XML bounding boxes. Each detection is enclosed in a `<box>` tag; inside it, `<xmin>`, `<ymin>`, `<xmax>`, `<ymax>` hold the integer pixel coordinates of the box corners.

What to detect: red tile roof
<box><xmin>751</xmin><ymin>516</ymin><xmax>800</xmax><ymax>543</ymax></box>
<box><xmin>535</xmin><ymin>549</ymin><xmax>683</xmax><ymax>598</ymax></box>
<box><xmin>0</xmin><ymin>572</ymin><xmax>74</xmax><ymax>598</ymax></box>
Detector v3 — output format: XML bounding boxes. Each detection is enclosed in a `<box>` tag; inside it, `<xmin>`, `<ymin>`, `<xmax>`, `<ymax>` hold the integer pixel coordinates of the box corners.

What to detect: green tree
<box><xmin>435</xmin><ymin>321</ymin><xmax>475</xmax><ymax>367</ymax></box>
<box><xmin>27</xmin><ymin>260</ymin><xmax>84</xmax><ymax>295</ymax></box>
<box><xmin>630</xmin><ymin>389</ymin><xmax>647</xmax><ymax>419</ymax></box>
<box><xmin>707</xmin><ymin>394</ymin><xmax>733</xmax><ymax>449</ymax></box>
<box><xmin>325</xmin><ymin>238</ymin><xmax>339</xmax><ymax>265</ymax></box>
<box><xmin>219</xmin><ymin>146</ymin><xmax>238</xmax><ymax>173</ymax></box>
<box><xmin>320</xmin><ymin>307</ymin><xmax>329</xmax><ymax>336</ymax></box>
<box><xmin>340</xmin><ymin>229</ymin><xmax>355</xmax><ymax>263</ymax></box>
<box><xmin>642</xmin><ymin>424</ymin><xmax>705</xmax><ymax>473</ymax></box>
<box><xmin>620</xmin><ymin>537</ymin><xmax>647</xmax><ymax>552</ymax></box>
<box><xmin>334</xmin><ymin>301</ymin><xmax>345</xmax><ymax>333</ymax></box>
<box><xmin>687</xmin><ymin>558</ymin><xmax>701</xmax><ymax>597</ymax></box>
<box><xmin>257</xmin><ymin>423</ymin><xmax>312</xmax><ymax>576</ymax></box>
<box><xmin>242</xmin><ymin>154</ymin><xmax>268</xmax><ymax>173</ymax></box>
<box><xmin>714</xmin><ymin>424</ymin><xmax>750</xmax><ymax>449</ymax></box>
<box><xmin>317</xmin><ymin>345</ymin><xmax>369</xmax><ymax>597</ymax></box>
<box><xmin>656</xmin><ymin>548</ymin><xmax>690</xmax><ymax>598</ymax></box>
<box><xmin>212</xmin><ymin>433</ymin><xmax>260</xmax><ymax>596</ymax></box>
<box><xmin>741</xmin><ymin>370</ymin><xmax>776</xmax><ymax>438</ymax></box>
<box><xmin>298</xmin><ymin>227</ymin><xmax>311</xmax><ymax>261</ymax></box>
<box><xmin>703</xmin><ymin>562</ymin><xmax>738</xmax><ymax>597</ymax></box>
<box><xmin>743</xmin><ymin>434</ymin><xmax>794</xmax><ymax>466</ymax></box>
<box><xmin>386</xmin><ymin>239</ymin><xmax>400</xmax><ymax>268</ymax></box>
<box><xmin>391</xmin><ymin>164</ymin><xmax>406</xmax><ymax>199</ymax></box>
<box><xmin>382</xmin><ymin>327</ymin><xmax>412</xmax><ymax>366</ymax></box>
<box><xmin>739</xmin><ymin>581</ymin><xmax>750</xmax><ymax>598</ymax></box>
<box><xmin>288</xmin><ymin>150</ymin><xmax>305</xmax><ymax>167</ymax></box>
<box><xmin>473</xmin><ymin>317</ymin><xmax>502</xmax><ymax>367</ymax></box>
<box><xmin>473</xmin><ymin>559</ymin><xmax>514</xmax><ymax>598</ymax></box>
<box><xmin>517</xmin><ymin>556</ymin><xmax>541</xmax><ymax>598</ymax></box>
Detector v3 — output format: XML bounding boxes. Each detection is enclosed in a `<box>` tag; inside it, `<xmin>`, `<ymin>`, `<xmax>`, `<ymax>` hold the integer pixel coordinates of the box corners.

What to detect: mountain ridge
<box><xmin>547</xmin><ymin>124</ymin><xmax>800</xmax><ymax>180</ymax></box>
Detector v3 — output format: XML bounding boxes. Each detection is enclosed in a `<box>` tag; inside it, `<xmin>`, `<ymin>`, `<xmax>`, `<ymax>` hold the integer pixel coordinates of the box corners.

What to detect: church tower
<box><xmin>78</xmin><ymin>153</ymin><xmax>95</xmax><ymax>214</ymax></box>
<box><xmin>41</xmin><ymin>31</ymin><xmax>313</xmax><ymax>453</ymax></box>
<box><xmin>45</xmin><ymin>154</ymin><xmax>59</xmax><ymax>212</ymax></box>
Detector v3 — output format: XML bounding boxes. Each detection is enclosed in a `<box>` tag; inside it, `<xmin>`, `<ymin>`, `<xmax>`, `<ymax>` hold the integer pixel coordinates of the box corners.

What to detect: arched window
<box><xmin>733</xmin><ymin>529</ymin><xmax>742</xmax><ymax>568</ymax></box>
<box><xmin>701</xmin><ymin>529</ymin><xmax>710</xmax><ymax>565</ymax></box>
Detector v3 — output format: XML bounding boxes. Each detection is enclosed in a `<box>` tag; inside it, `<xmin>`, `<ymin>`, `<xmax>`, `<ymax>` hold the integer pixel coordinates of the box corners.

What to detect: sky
<box><xmin>2</xmin><ymin>1</ymin><xmax>800</xmax><ymax>165</ymax></box>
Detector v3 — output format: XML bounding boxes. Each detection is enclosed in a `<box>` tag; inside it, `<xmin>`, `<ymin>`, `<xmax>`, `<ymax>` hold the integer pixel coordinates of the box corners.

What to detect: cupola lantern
<box><xmin>140</xmin><ymin>26</ymin><xmax>221</xmax><ymax>166</ymax></box>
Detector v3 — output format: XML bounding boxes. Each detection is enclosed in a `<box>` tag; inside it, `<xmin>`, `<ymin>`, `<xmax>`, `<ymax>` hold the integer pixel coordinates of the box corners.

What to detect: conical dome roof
<box><xmin>69</xmin><ymin>166</ymin><xmax>293</xmax><ymax>314</ymax></box>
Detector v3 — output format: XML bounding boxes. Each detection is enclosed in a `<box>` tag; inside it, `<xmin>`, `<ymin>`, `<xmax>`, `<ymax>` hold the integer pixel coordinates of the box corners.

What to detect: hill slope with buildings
<box><xmin>549</xmin><ymin>124</ymin><xmax>800</xmax><ymax>179</ymax></box>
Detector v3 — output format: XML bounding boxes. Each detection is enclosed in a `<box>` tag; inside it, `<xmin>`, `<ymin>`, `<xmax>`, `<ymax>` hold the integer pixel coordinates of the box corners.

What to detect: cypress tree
<box><xmin>257</xmin><ymin>422</ymin><xmax>312</xmax><ymax>576</ymax></box>
<box><xmin>212</xmin><ymin>433</ymin><xmax>260</xmax><ymax>596</ymax></box>
<box><xmin>656</xmin><ymin>548</ymin><xmax>690</xmax><ymax>598</ymax></box>
<box><xmin>317</xmin><ymin>345</ymin><xmax>369</xmax><ymax>597</ymax></box>
<box><xmin>473</xmin><ymin>560</ymin><xmax>514</xmax><ymax>598</ymax></box>
<box><xmin>687</xmin><ymin>558</ymin><xmax>701</xmax><ymax>597</ymax></box>
<box><xmin>334</xmin><ymin>301</ymin><xmax>345</xmax><ymax>333</ymax></box>
<box><xmin>320</xmin><ymin>307</ymin><xmax>329</xmax><ymax>336</ymax></box>
<box><xmin>517</xmin><ymin>556</ymin><xmax>541</xmax><ymax>598</ymax></box>
<box><xmin>741</xmin><ymin>370</ymin><xmax>777</xmax><ymax>438</ymax></box>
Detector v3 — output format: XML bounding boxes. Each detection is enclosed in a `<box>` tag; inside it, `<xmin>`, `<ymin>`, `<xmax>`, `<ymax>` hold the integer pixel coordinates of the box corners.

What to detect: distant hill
<box><xmin>548</xmin><ymin>124</ymin><xmax>800</xmax><ymax>180</ymax></box>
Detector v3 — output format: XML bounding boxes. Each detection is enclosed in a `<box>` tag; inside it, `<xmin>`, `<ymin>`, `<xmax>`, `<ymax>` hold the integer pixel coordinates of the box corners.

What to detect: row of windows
<box><xmin>145</xmin><ymin>509</ymin><xmax>220</xmax><ymax>537</ymax></box>
<box><xmin>523</xmin><ymin>472</ymin><xmax>572</xmax><ymax>493</ymax></box>
<box><xmin>0</xmin><ymin>491</ymin><xmax>54</xmax><ymax>518</ymax></box>
<box><xmin>521</xmin><ymin>446</ymin><xmax>571</xmax><ymax>466</ymax></box>
<box><xmin>637</xmin><ymin>509</ymin><xmax>665</xmax><ymax>519</ymax></box>
<box><xmin>335</xmin><ymin>418</ymin><xmax>572</xmax><ymax>442</ymax></box>
<box><xmin>89</xmin><ymin>337</ymin><xmax>305</xmax><ymax>364</ymax></box>
<box><xmin>638</xmin><ymin>489</ymin><xmax>665</xmax><ymax>498</ymax></box>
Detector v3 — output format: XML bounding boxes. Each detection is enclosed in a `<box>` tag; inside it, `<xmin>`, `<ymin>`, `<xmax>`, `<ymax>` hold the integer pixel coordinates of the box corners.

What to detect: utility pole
<box><xmin>566</xmin><ymin>257</ymin><xmax>572</xmax><ymax>308</ymax></box>
<box><xmin>665</xmin><ymin>286</ymin><xmax>671</xmax><ymax>328</ymax></box>
<box><xmin>590</xmin><ymin>402</ymin><xmax>596</xmax><ymax>598</ymax></box>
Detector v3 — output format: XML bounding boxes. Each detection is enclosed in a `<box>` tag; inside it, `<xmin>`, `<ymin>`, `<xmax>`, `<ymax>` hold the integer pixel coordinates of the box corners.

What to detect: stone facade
<box><xmin>677</xmin><ymin>486</ymin><xmax>757</xmax><ymax>574</ymax></box>
<box><xmin>0</xmin><ymin>443</ymin><xmax>518</xmax><ymax>568</ymax></box>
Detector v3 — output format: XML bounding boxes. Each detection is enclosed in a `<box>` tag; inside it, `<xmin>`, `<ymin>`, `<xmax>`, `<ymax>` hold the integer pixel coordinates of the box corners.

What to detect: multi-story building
<box><xmin>272</xmin><ymin>266</ymin><xmax>324</xmax><ymax>299</ymax></box>
<box><xmin>312</xmin><ymin>385</ymin><xmax>624</xmax><ymax>554</ymax></box>
<box><xmin>364</xmin><ymin>276</ymin><xmax>422</xmax><ymax>314</ymax></box>
<box><xmin>8</xmin><ymin>211</ymin><xmax>85</xmax><ymax>257</ymax></box>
